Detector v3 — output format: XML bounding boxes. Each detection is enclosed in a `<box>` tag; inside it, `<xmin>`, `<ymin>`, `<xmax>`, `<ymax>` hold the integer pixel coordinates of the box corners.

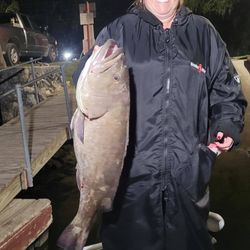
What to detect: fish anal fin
<box><xmin>100</xmin><ymin>197</ymin><xmax>113</xmax><ymax>211</ymax></box>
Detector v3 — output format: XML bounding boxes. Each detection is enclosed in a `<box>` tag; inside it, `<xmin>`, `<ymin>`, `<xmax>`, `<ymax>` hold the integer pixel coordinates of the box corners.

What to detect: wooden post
<box><xmin>79</xmin><ymin>1</ymin><xmax>96</xmax><ymax>55</ymax></box>
<box><xmin>0</xmin><ymin>45</ymin><xmax>7</xmax><ymax>69</ymax></box>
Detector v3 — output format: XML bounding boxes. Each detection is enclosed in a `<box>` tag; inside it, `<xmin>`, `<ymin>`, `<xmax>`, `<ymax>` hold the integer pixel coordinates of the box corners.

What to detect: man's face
<box><xmin>144</xmin><ymin>0</ymin><xmax>180</xmax><ymax>20</ymax></box>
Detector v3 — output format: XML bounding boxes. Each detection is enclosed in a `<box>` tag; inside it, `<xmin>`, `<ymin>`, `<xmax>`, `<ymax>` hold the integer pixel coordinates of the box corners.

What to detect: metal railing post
<box><xmin>30</xmin><ymin>58</ymin><xmax>40</xmax><ymax>104</ymax></box>
<box><xmin>60</xmin><ymin>64</ymin><xmax>73</xmax><ymax>139</ymax></box>
<box><xmin>15</xmin><ymin>84</ymin><xmax>33</xmax><ymax>187</ymax></box>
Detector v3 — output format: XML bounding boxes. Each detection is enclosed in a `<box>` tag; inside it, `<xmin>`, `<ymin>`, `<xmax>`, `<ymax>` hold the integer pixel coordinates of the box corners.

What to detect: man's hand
<box><xmin>208</xmin><ymin>132</ymin><xmax>234</xmax><ymax>156</ymax></box>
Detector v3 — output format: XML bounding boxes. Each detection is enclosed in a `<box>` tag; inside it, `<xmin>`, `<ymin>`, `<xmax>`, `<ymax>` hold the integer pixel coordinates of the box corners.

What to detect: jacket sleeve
<box><xmin>209</xmin><ymin>48</ymin><xmax>247</xmax><ymax>145</ymax></box>
<box><xmin>72</xmin><ymin>27</ymin><xmax>110</xmax><ymax>85</ymax></box>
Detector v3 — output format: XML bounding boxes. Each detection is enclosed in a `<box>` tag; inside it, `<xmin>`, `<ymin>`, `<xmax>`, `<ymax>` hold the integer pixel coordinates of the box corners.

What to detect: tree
<box><xmin>185</xmin><ymin>0</ymin><xmax>239</xmax><ymax>16</ymax></box>
<box><xmin>0</xmin><ymin>0</ymin><xmax>19</xmax><ymax>13</ymax></box>
<box><xmin>185</xmin><ymin>0</ymin><xmax>249</xmax><ymax>55</ymax></box>
<box><xmin>5</xmin><ymin>0</ymin><xmax>19</xmax><ymax>12</ymax></box>
<box><xmin>0</xmin><ymin>0</ymin><xmax>8</xmax><ymax>12</ymax></box>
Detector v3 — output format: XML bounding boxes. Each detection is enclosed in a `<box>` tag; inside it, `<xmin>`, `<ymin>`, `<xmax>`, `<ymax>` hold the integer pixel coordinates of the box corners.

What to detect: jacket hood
<box><xmin>128</xmin><ymin>5</ymin><xmax>192</xmax><ymax>27</ymax></box>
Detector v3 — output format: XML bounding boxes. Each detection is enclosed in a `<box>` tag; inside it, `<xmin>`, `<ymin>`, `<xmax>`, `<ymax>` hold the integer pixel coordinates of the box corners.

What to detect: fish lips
<box><xmin>91</xmin><ymin>39</ymin><xmax>124</xmax><ymax>73</ymax></box>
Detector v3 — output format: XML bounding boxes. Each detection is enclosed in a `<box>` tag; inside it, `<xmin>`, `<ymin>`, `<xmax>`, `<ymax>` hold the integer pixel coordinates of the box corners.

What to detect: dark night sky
<box><xmin>18</xmin><ymin>0</ymin><xmax>133</xmax><ymax>55</ymax></box>
<box><xmin>17</xmin><ymin>0</ymin><xmax>250</xmax><ymax>56</ymax></box>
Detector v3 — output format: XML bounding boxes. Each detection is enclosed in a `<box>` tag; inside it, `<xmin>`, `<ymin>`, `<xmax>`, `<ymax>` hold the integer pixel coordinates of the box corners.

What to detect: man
<box><xmin>73</xmin><ymin>1</ymin><xmax>247</xmax><ymax>249</ymax></box>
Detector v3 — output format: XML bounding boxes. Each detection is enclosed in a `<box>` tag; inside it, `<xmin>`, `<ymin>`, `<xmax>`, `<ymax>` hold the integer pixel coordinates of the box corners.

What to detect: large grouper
<box><xmin>57</xmin><ymin>39</ymin><xmax>130</xmax><ymax>250</ymax></box>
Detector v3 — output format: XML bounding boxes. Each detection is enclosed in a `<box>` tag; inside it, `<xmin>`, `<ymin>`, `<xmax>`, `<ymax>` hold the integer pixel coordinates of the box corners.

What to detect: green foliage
<box><xmin>185</xmin><ymin>0</ymin><xmax>239</xmax><ymax>16</ymax></box>
<box><xmin>0</xmin><ymin>0</ymin><xmax>8</xmax><ymax>12</ymax></box>
<box><xmin>5</xmin><ymin>0</ymin><xmax>19</xmax><ymax>12</ymax></box>
<box><xmin>0</xmin><ymin>0</ymin><xmax>20</xmax><ymax>13</ymax></box>
<box><xmin>184</xmin><ymin>0</ymin><xmax>250</xmax><ymax>56</ymax></box>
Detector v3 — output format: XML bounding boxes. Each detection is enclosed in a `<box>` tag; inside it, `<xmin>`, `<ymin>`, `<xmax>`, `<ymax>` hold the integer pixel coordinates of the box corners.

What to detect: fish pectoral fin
<box><xmin>71</xmin><ymin>108</ymin><xmax>85</xmax><ymax>143</ymax></box>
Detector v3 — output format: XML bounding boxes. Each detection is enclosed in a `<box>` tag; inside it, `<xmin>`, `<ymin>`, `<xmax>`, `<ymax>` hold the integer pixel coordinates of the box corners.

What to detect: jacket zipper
<box><xmin>162</xmin><ymin>77</ymin><xmax>170</xmax><ymax>192</ymax></box>
<box><xmin>162</xmin><ymin>29</ymin><xmax>171</xmax><ymax>192</ymax></box>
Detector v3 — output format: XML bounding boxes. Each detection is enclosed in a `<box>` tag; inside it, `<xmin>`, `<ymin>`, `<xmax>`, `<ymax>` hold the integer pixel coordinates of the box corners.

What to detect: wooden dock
<box><xmin>0</xmin><ymin>90</ymin><xmax>76</xmax><ymax>213</ymax></box>
<box><xmin>0</xmin><ymin>199</ymin><xmax>52</xmax><ymax>250</ymax></box>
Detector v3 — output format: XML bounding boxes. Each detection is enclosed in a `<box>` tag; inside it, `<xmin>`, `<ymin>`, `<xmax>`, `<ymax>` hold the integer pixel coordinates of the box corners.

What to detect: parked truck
<box><xmin>0</xmin><ymin>12</ymin><xmax>58</xmax><ymax>65</ymax></box>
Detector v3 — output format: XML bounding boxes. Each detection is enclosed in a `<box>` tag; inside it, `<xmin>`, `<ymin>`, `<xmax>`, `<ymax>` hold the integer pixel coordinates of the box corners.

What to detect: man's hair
<box><xmin>133</xmin><ymin>0</ymin><xmax>143</xmax><ymax>8</ymax></box>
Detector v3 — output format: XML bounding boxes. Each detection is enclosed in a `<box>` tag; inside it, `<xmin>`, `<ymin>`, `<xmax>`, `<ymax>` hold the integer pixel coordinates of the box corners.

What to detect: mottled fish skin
<box><xmin>57</xmin><ymin>39</ymin><xmax>130</xmax><ymax>250</ymax></box>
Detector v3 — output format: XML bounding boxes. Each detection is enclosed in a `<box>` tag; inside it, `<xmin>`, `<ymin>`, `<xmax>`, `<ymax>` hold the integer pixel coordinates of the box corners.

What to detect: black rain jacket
<box><xmin>73</xmin><ymin>6</ymin><xmax>247</xmax><ymax>250</ymax></box>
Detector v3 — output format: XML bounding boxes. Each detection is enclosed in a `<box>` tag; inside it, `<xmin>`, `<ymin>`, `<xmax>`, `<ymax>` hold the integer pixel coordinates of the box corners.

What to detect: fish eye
<box><xmin>114</xmin><ymin>75</ymin><xmax>120</xmax><ymax>81</ymax></box>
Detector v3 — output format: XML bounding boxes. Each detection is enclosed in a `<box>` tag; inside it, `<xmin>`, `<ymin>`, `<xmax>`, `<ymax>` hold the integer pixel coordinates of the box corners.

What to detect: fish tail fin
<box><xmin>57</xmin><ymin>183</ymin><xmax>99</xmax><ymax>249</ymax></box>
<box><xmin>57</xmin><ymin>217</ymin><xmax>88</xmax><ymax>250</ymax></box>
<box><xmin>57</xmin><ymin>223</ymin><xmax>79</xmax><ymax>250</ymax></box>
<box><xmin>57</xmin><ymin>199</ymin><xmax>97</xmax><ymax>250</ymax></box>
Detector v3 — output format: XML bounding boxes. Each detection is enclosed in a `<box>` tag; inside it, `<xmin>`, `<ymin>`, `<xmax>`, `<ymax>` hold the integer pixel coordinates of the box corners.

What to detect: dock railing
<box><xmin>0</xmin><ymin>58</ymin><xmax>73</xmax><ymax>188</ymax></box>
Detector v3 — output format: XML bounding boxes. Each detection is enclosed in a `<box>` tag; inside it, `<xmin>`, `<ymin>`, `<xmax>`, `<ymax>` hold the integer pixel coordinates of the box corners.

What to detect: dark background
<box><xmin>11</xmin><ymin>0</ymin><xmax>250</xmax><ymax>57</ymax></box>
<box><xmin>4</xmin><ymin>1</ymin><xmax>249</xmax><ymax>249</ymax></box>
<box><xmin>19</xmin><ymin>0</ymin><xmax>134</xmax><ymax>58</ymax></box>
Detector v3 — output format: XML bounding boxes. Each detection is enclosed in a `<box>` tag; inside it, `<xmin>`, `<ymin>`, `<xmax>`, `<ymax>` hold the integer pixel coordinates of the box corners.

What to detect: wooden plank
<box><xmin>0</xmin><ymin>127</ymin><xmax>69</xmax><ymax>211</ymax></box>
<box><xmin>80</xmin><ymin>13</ymin><xmax>94</xmax><ymax>25</ymax></box>
<box><xmin>0</xmin><ymin>199</ymin><xmax>52</xmax><ymax>250</ymax></box>
<box><xmin>79</xmin><ymin>2</ymin><xmax>96</xmax><ymax>15</ymax></box>
<box><xmin>0</xmin><ymin>175</ymin><xmax>25</xmax><ymax>210</ymax></box>
<box><xmin>0</xmin><ymin>90</ymin><xmax>76</xmax><ymax>212</ymax></box>
<box><xmin>31</xmin><ymin>128</ymin><xmax>68</xmax><ymax>176</ymax></box>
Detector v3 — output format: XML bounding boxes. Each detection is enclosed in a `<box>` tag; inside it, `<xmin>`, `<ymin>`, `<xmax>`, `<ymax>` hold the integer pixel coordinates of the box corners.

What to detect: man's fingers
<box><xmin>208</xmin><ymin>143</ymin><xmax>221</xmax><ymax>156</ymax></box>
<box><xmin>93</xmin><ymin>45</ymin><xmax>100</xmax><ymax>52</ymax></box>
<box><xmin>214</xmin><ymin>137</ymin><xmax>234</xmax><ymax>151</ymax></box>
<box><xmin>216</xmin><ymin>132</ymin><xmax>224</xmax><ymax>141</ymax></box>
<box><xmin>208</xmin><ymin>132</ymin><xmax>234</xmax><ymax>154</ymax></box>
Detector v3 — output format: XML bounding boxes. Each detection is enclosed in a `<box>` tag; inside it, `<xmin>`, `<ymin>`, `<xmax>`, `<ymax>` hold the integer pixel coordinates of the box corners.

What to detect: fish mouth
<box><xmin>104</xmin><ymin>40</ymin><xmax>118</xmax><ymax>58</ymax></box>
<box><xmin>92</xmin><ymin>39</ymin><xmax>123</xmax><ymax>67</ymax></box>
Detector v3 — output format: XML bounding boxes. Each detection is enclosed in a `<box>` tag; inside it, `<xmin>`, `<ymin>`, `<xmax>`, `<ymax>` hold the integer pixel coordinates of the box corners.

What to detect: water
<box><xmin>17</xmin><ymin>140</ymin><xmax>250</xmax><ymax>250</ymax></box>
<box><xmin>17</xmin><ymin>140</ymin><xmax>101</xmax><ymax>249</ymax></box>
<box><xmin>210</xmin><ymin>149</ymin><xmax>250</xmax><ymax>250</ymax></box>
